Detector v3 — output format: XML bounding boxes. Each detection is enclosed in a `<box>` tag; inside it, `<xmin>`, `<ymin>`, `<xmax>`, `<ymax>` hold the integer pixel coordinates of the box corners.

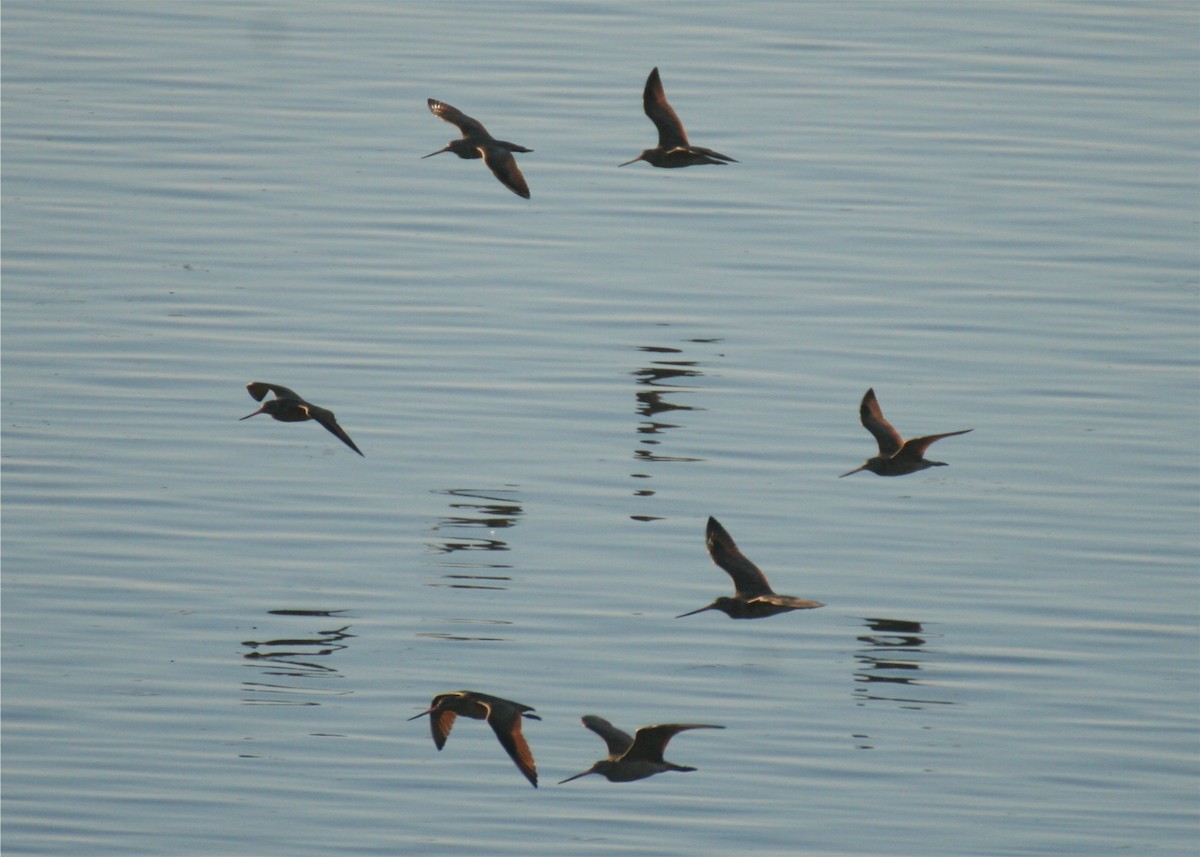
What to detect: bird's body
<box><xmin>620</xmin><ymin>67</ymin><xmax>737</xmax><ymax>168</ymax></box>
<box><xmin>841</xmin><ymin>388</ymin><xmax>971</xmax><ymax>477</ymax></box>
<box><xmin>558</xmin><ymin>716</ymin><xmax>723</xmax><ymax>784</ymax></box>
<box><xmin>408</xmin><ymin>690</ymin><xmax>540</xmax><ymax>787</ymax></box>
<box><xmin>424</xmin><ymin>99</ymin><xmax>532</xmax><ymax>198</ymax></box>
<box><xmin>239</xmin><ymin>382</ymin><xmax>363</xmax><ymax>456</ymax></box>
<box><xmin>677</xmin><ymin>517</ymin><xmax>824</xmax><ymax>619</ymax></box>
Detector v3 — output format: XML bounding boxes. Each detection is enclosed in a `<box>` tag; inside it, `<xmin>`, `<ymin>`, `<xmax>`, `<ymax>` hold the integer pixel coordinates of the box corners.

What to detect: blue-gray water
<box><xmin>3</xmin><ymin>2</ymin><xmax>1197</xmax><ymax>855</ymax></box>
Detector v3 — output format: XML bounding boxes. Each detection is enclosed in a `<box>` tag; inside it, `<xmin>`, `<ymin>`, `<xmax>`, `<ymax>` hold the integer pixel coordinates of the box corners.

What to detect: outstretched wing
<box><xmin>307</xmin><ymin>405</ymin><xmax>364</xmax><ymax>456</ymax></box>
<box><xmin>643</xmin><ymin>67</ymin><xmax>689</xmax><ymax>151</ymax></box>
<box><xmin>484</xmin><ymin>701</ymin><xmax>538</xmax><ymax>787</ymax></box>
<box><xmin>480</xmin><ymin>145</ymin><xmax>531</xmax><ymax>199</ymax></box>
<box><xmin>580</xmin><ymin>715</ymin><xmax>634</xmax><ymax>758</ymax></box>
<box><xmin>428</xmin><ymin>99</ymin><xmax>490</xmax><ymax>140</ymax></box>
<box><xmin>429</xmin><ymin>709</ymin><xmax>458</xmax><ymax>750</ymax></box>
<box><xmin>859</xmin><ymin>388</ymin><xmax>903</xmax><ymax>457</ymax></box>
<box><xmin>246</xmin><ymin>381</ymin><xmax>302</xmax><ymax>403</ymax></box>
<box><xmin>625</xmin><ymin>723</ymin><xmax>724</xmax><ymax>763</ymax></box>
<box><xmin>706</xmin><ymin>517</ymin><xmax>774</xmax><ymax>597</ymax></box>
<box><xmin>896</xmin><ymin>429</ymin><xmax>972</xmax><ymax>462</ymax></box>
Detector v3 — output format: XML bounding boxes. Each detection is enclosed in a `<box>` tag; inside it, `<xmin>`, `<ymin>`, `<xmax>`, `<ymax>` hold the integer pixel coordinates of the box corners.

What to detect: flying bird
<box><xmin>620</xmin><ymin>67</ymin><xmax>737</xmax><ymax>168</ymax></box>
<box><xmin>424</xmin><ymin>99</ymin><xmax>532</xmax><ymax>198</ymax></box>
<box><xmin>408</xmin><ymin>690</ymin><xmax>540</xmax><ymax>787</ymax></box>
<box><xmin>558</xmin><ymin>715</ymin><xmax>723</xmax><ymax>784</ymax></box>
<box><xmin>841</xmin><ymin>388</ymin><xmax>971</xmax><ymax>477</ymax></box>
<box><xmin>239</xmin><ymin>382</ymin><xmax>363</xmax><ymax>456</ymax></box>
<box><xmin>677</xmin><ymin>517</ymin><xmax>824</xmax><ymax>619</ymax></box>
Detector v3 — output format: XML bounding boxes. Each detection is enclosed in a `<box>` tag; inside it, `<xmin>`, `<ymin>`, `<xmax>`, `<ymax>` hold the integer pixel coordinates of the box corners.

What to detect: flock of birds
<box><xmin>239</xmin><ymin>380</ymin><xmax>968</xmax><ymax>788</ymax></box>
<box><xmin>238</xmin><ymin>67</ymin><xmax>973</xmax><ymax>788</ymax></box>
<box><xmin>422</xmin><ymin>67</ymin><xmax>738</xmax><ymax>199</ymax></box>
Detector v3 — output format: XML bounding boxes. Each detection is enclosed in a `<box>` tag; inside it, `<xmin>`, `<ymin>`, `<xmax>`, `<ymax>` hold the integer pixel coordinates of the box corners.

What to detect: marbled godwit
<box><xmin>239</xmin><ymin>382</ymin><xmax>363</xmax><ymax>456</ymax></box>
<box><xmin>620</xmin><ymin>67</ymin><xmax>737</xmax><ymax>168</ymax></box>
<box><xmin>677</xmin><ymin>517</ymin><xmax>824</xmax><ymax>619</ymax></box>
<box><xmin>408</xmin><ymin>690</ymin><xmax>540</xmax><ymax>787</ymax></box>
<box><xmin>424</xmin><ymin>99</ymin><xmax>532</xmax><ymax>198</ymax></box>
<box><xmin>558</xmin><ymin>716</ymin><xmax>723</xmax><ymax>784</ymax></box>
<box><xmin>840</xmin><ymin>388</ymin><xmax>971</xmax><ymax>477</ymax></box>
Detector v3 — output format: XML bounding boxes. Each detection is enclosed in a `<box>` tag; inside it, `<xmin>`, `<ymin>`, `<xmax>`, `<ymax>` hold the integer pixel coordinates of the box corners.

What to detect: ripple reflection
<box><xmin>427</xmin><ymin>487</ymin><xmax>522</xmax><ymax>589</ymax></box>
<box><xmin>852</xmin><ymin>616</ymin><xmax>953</xmax><ymax>710</ymax></box>
<box><xmin>629</xmin><ymin>337</ymin><xmax>720</xmax><ymax>520</ymax></box>
<box><xmin>241</xmin><ymin>609</ymin><xmax>354</xmax><ymax>706</ymax></box>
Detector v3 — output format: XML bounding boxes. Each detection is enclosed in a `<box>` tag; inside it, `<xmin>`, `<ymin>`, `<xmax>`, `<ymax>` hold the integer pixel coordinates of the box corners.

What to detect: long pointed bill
<box><xmin>675</xmin><ymin>604</ymin><xmax>715</xmax><ymax>619</ymax></box>
<box><xmin>618</xmin><ymin>154</ymin><xmax>644</xmax><ymax>167</ymax></box>
<box><xmin>557</xmin><ymin>769</ymin><xmax>593</xmax><ymax>785</ymax></box>
<box><xmin>406</xmin><ymin>709</ymin><xmax>435</xmax><ymax>722</ymax></box>
<box><xmin>839</xmin><ymin>465</ymin><xmax>867</xmax><ymax>478</ymax></box>
<box><xmin>421</xmin><ymin>146</ymin><xmax>450</xmax><ymax>159</ymax></box>
<box><xmin>239</xmin><ymin>408</ymin><xmax>266</xmax><ymax>421</ymax></box>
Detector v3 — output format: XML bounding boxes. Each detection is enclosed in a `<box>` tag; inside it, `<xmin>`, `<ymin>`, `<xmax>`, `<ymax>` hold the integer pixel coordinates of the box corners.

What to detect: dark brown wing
<box><xmin>246</xmin><ymin>381</ymin><xmax>303</xmax><ymax>403</ymax></box>
<box><xmin>580</xmin><ymin>715</ymin><xmax>634</xmax><ymax>758</ymax></box>
<box><xmin>643</xmin><ymin>67</ymin><xmax>689</xmax><ymax>150</ymax></box>
<box><xmin>706</xmin><ymin>517</ymin><xmax>774</xmax><ymax>597</ymax></box>
<box><xmin>480</xmin><ymin>144</ymin><xmax>530</xmax><ymax>199</ymax></box>
<box><xmin>859</xmin><ymin>388</ymin><xmax>904</xmax><ymax>457</ymax></box>
<box><xmin>427</xmin><ymin>99</ymin><xmax>491</xmax><ymax>140</ymax></box>
<box><xmin>483</xmin><ymin>701</ymin><xmax>538</xmax><ymax>787</ymax></box>
<box><xmin>624</xmin><ymin>724</ymin><xmax>724</xmax><ymax>763</ymax></box>
<box><xmin>306</xmin><ymin>405</ymin><xmax>364</xmax><ymax>456</ymax></box>
<box><xmin>430</xmin><ymin>709</ymin><xmax>457</xmax><ymax>750</ymax></box>
<box><xmin>753</xmin><ymin>593</ymin><xmax>824</xmax><ymax>611</ymax></box>
<box><xmin>895</xmin><ymin>429</ymin><xmax>972</xmax><ymax>461</ymax></box>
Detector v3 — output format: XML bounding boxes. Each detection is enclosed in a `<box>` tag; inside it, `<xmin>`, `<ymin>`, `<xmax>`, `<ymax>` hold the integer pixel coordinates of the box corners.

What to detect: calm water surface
<box><xmin>3</xmin><ymin>2</ymin><xmax>1197</xmax><ymax>855</ymax></box>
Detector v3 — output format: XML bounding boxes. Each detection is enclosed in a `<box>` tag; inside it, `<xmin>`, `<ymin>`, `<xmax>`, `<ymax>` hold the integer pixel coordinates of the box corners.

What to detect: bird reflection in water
<box><xmin>427</xmin><ymin>488</ymin><xmax>522</xmax><ymax>590</ymax></box>
<box><xmin>853</xmin><ymin>617</ymin><xmax>953</xmax><ymax>711</ymax></box>
<box><xmin>629</xmin><ymin>339</ymin><xmax>720</xmax><ymax>521</ymax></box>
<box><xmin>415</xmin><ymin>618</ymin><xmax>513</xmax><ymax>643</ymax></box>
<box><xmin>241</xmin><ymin>609</ymin><xmax>354</xmax><ymax>707</ymax></box>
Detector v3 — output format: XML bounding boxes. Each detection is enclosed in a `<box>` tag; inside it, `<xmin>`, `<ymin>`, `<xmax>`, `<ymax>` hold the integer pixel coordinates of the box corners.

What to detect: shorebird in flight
<box><xmin>558</xmin><ymin>716</ymin><xmax>723</xmax><ymax>784</ymax></box>
<box><xmin>841</xmin><ymin>388</ymin><xmax>971</xmax><ymax>477</ymax></box>
<box><xmin>677</xmin><ymin>517</ymin><xmax>824</xmax><ymax>619</ymax></box>
<box><xmin>408</xmin><ymin>690</ymin><xmax>541</xmax><ymax>787</ymax></box>
<box><xmin>620</xmin><ymin>67</ymin><xmax>737</xmax><ymax>168</ymax></box>
<box><xmin>239</xmin><ymin>382</ymin><xmax>363</xmax><ymax>456</ymax></box>
<box><xmin>424</xmin><ymin>99</ymin><xmax>532</xmax><ymax>198</ymax></box>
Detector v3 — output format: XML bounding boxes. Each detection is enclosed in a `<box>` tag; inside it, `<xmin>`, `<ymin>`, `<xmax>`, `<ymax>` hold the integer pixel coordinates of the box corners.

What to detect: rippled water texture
<box><xmin>3</xmin><ymin>2</ymin><xmax>1197</xmax><ymax>855</ymax></box>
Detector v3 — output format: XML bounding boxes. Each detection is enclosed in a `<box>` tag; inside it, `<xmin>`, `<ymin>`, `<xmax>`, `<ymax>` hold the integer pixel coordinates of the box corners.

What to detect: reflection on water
<box><xmin>629</xmin><ymin>338</ymin><xmax>719</xmax><ymax>520</ymax></box>
<box><xmin>853</xmin><ymin>617</ymin><xmax>952</xmax><ymax>710</ymax></box>
<box><xmin>426</xmin><ymin>488</ymin><xmax>522</xmax><ymax>588</ymax></box>
<box><xmin>415</xmin><ymin>618</ymin><xmax>513</xmax><ymax>643</ymax></box>
<box><xmin>241</xmin><ymin>610</ymin><xmax>354</xmax><ymax>706</ymax></box>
